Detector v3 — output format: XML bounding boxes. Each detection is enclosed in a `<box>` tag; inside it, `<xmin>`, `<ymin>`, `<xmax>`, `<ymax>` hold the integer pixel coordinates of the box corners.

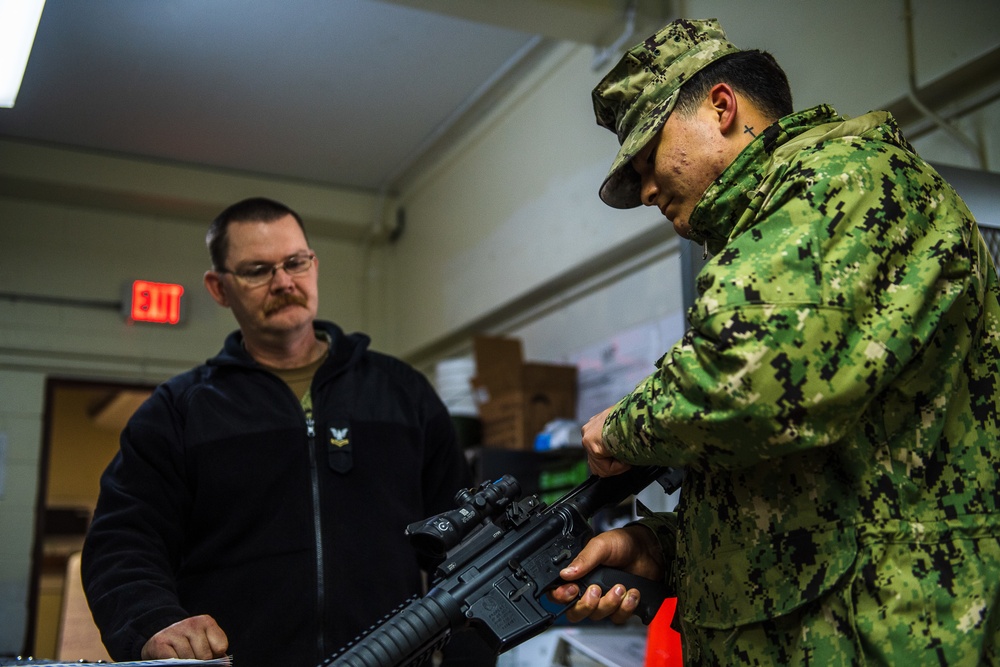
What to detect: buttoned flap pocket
<box><xmin>679</xmin><ymin>524</ymin><xmax>858</xmax><ymax>629</ymax></box>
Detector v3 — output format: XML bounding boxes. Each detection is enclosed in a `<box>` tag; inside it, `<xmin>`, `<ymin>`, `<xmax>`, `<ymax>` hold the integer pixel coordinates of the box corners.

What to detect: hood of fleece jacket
<box><xmin>685</xmin><ymin>104</ymin><xmax>916</xmax><ymax>255</ymax></box>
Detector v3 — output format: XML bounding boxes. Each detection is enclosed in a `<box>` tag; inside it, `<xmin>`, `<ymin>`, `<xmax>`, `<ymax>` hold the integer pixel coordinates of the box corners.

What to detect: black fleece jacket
<box><xmin>81</xmin><ymin>321</ymin><xmax>471</xmax><ymax>667</ymax></box>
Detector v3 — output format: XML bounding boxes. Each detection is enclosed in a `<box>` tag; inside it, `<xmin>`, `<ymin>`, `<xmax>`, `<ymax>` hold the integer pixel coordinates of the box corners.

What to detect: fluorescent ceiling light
<box><xmin>0</xmin><ymin>0</ymin><xmax>46</xmax><ymax>108</ymax></box>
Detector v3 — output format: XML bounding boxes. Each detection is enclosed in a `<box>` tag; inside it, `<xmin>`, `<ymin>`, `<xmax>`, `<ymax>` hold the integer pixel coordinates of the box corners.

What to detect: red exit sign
<box><xmin>129</xmin><ymin>280</ymin><xmax>185</xmax><ymax>324</ymax></box>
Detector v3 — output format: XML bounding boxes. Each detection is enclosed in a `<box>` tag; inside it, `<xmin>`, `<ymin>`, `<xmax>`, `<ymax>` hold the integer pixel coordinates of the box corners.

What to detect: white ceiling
<box><xmin>0</xmin><ymin>0</ymin><xmax>669</xmax><ymax>197</ymax></box>
<box><xmin>3</xmin><ymin>0</ymin><xmax>998</xmax><ymax>245</ymax></box>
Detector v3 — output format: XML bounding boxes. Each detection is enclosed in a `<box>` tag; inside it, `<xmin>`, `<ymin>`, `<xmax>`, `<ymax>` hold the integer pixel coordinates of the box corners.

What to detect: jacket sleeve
<box><xmin>602</xmin><ymin>148</ymin><xmax>974</xmax><ymax>471</ymax></box>
<box><xmin>417</xmin><ymin>376</ymin><xmax>471</xmax><ymax>518</ymax></box>
<box><xmin>81</xmin><ymin>385</ymin><xmax>193</xmax><ymax>660</ymax></box>
<box><xmin>633</xmin><ymin>512</ymin><xmax>679</xmax><ymax>587</ymax></box>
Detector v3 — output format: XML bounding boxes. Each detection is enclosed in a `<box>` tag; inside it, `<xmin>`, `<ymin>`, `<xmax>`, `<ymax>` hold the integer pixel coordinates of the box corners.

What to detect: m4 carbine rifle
<box><xmin>320</xmin><ymin>465</ymin><xmax>683</xmax><ymax>667</ymax></box>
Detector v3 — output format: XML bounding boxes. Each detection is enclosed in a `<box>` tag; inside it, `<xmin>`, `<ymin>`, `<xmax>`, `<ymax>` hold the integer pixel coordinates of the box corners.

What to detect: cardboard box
<box><xmin>471</xmin><ymin>335</ymin><xmax>577</xmax><ymax>450</ymax></box>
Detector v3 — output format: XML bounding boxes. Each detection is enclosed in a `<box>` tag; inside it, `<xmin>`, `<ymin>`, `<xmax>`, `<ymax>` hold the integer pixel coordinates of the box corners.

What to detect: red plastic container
<box><xmin>644</xmin><ymin>597</ymin><xmax>683</xmax><ymax>666</ymax></box>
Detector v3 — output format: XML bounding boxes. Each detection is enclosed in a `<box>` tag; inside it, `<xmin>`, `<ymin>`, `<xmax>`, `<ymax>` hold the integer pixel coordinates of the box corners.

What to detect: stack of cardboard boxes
<box><xmin>471</xmin><ymin>335</ymin><xmax>578</xmax><ymax>450</ymax></box>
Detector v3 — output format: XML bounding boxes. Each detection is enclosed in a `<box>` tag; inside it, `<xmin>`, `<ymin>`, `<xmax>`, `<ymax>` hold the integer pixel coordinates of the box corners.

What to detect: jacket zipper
<box><xmin>306</xmin><ymin>416</ymin><xmax>326</xmax><ymax>657</ymax></box>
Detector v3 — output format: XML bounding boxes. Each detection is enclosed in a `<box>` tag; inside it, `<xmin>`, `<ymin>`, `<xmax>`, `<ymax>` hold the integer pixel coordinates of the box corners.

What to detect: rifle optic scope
<box><xmin>406</xmin><ymin>474</ymin><xmax>521</xmax><ymax>559</ymax></box>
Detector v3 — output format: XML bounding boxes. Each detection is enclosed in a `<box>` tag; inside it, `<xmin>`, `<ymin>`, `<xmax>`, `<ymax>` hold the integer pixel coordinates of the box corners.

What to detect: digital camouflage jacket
<box><xmin>604</xmin><ymin>105</ymin><xmax>1000</xmax><ymax>664</ymax></box>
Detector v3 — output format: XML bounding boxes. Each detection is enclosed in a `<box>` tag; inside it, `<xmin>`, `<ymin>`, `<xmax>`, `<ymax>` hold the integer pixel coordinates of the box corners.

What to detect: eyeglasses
<box><xmin>219</xmin><ymin>252</ymin><xmax>316</xmax><ymax>287</ymax></box>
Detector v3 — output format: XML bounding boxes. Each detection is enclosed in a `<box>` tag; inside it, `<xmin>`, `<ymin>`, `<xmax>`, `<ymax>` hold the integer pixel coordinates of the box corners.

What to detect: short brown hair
<box><xmin>206</xmin><ymin>197</ymin><xmax>308</xmax><ymax>270</ymax></box>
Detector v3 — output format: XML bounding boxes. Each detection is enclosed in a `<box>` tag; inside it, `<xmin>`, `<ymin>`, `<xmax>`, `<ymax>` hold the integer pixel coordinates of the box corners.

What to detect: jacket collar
<box><xmin>210</xmin><ymin>319</ymin><xmax>370</xmax><ymax>376</ymax></box>
<box><xmin>684</xmin><ymin>105</ymin><xmax>862</xmax><ymax>255</ymax></box>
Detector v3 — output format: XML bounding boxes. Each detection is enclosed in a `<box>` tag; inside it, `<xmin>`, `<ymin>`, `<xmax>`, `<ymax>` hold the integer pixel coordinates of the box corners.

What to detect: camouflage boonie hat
<box><xmin>592</xmin><ymin>18</ymin><xmax>740</xmax><ymax>208</ymax></box>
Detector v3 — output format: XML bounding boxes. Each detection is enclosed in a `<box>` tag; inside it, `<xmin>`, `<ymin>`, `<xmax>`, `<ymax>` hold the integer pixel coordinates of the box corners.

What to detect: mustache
<box><xmin>263</xmin><ymin>292</ymin><xmax>308</xmax><ymax>316</ymax></box>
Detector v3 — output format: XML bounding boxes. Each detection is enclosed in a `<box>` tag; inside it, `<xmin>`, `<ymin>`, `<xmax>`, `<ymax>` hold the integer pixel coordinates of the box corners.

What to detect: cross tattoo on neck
<box><xmin>743</xmin><ymin>125</ymin><xmax>756</xmax><ymax>137</ymax></box>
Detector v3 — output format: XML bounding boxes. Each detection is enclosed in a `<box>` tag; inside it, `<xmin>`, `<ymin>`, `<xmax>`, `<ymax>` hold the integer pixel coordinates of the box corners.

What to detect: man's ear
<box><xmin>707</xmin><ymin>82</ymin><xmax>739</xmax><ymax>134</ymax></box>
<box><xmin>204</xmin><ymin>271</ymin><xmax>230</xmax><ymax>307</ymax></box>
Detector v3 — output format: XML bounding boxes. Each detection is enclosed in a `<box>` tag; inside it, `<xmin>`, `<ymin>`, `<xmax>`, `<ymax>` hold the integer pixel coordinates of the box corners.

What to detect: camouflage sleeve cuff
<box><xmin>630</xmin><ymin>511</ymin><xmax>678</xmax><ymax>566</ymax></box>
<box><xmin>601</xmin><ymin>375</ymin><xmax>667</xmax><ymax>464</ymax></box>
<box><xmin>601</xmin><ymin>396</ymin><xmax>627</xmax><ymax>453</ymax></box>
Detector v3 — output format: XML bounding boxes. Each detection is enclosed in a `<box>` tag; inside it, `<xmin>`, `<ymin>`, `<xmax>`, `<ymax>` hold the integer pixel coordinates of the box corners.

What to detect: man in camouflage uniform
<box><xmin>551</xmin><ymin>18</ymin><xmax>1000</xmax><ymax>666</ymax></box>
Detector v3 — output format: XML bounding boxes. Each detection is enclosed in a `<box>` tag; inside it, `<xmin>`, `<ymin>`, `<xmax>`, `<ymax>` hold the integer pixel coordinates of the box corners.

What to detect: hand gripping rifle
<box><xmin>320</xmin><ymin>465</ymin><xmax>684</xmax><ymax>667</ymax></box>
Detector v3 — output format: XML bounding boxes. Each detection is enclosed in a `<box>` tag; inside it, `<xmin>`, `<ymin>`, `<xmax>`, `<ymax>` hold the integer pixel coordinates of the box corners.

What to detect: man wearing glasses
<box><xmin>81</xmin><ymin>198</ymin><xmax>485</xmax><ymax>667</ymax></box>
